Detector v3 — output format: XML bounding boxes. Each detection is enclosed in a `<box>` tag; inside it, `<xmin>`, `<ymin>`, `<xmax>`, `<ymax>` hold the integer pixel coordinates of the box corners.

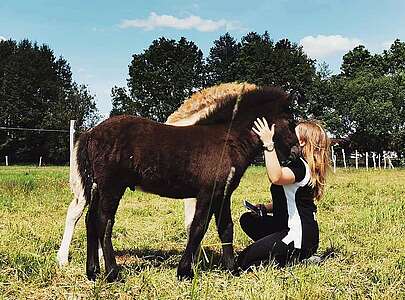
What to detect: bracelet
<box><xmin>263</xmin><ymin>141</ymin><xmax>275</xmax><ymax>152</ymax></box>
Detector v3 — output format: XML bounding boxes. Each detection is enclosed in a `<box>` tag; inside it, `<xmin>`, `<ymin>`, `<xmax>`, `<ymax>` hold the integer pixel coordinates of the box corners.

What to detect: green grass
<box><xmin>0</xmin><ymin>166</ymin><xmax>404</xmax><ymax>299</ymax></box>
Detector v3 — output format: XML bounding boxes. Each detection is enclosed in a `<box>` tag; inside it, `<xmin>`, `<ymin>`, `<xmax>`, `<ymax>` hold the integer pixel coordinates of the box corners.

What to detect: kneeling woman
<box><xmin>237</xmin><ymin>118</ymin><xmax>330</xmax><ymax>270</ymax></box>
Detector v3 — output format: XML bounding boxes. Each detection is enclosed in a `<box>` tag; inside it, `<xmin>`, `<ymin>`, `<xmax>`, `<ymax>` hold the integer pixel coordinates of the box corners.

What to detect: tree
<box><xmin>110</xmin><ymin>86</ymin><xmax>132</xmax><ymax>117</ymax></box>
<box><xmin>0</xmin><ymin>39</ymin><xmax>99</xmax><ymax>163</ymax></box>
<box><xmin>271</xmin><ymin>38</ymin><xmax>316</xmax><ymax>103</ymax></box>
<box><xmin>206</xmin><ymin>33</ymin><xmax>240</xmax><ymax>85</ymax></box>
<box><xmin>383</xmin><ymin>39</ymin><xmax>405</xmax><ymax>74</ymax></box>
<box><xmin>126</xmin><ymin>37</ymin><xmax>205</xmax><ymax>122</ymax></box>
<box><xmin>234</xmin><ymin>32</ymin><xmax>315</xmax><ymax>97</ymax></box>
<box><xmin>235</xmin><ymin>31</ymin><xmax>274</xmax><ymax>85</ymax></box>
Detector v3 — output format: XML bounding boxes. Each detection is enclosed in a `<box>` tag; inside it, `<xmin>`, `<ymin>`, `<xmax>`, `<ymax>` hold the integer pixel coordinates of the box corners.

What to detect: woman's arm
<box><xmin>253</xmin><ymin>118</ymin><xmax>296</xmax><ymax>185</ymax></box>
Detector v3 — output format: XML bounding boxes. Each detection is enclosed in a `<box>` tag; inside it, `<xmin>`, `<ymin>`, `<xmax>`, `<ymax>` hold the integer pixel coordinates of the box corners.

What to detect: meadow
<box><xmin>0</xmin><ymin>166</ymin><xmax>404</xmax><ymax>299</ymax></box>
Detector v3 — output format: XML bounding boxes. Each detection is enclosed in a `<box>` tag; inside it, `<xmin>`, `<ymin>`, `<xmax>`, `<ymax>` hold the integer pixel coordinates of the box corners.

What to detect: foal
<box><xmin>58</xmin><ymin>84</ymin><xmax>299</xmax><ymax>281</ymax></box>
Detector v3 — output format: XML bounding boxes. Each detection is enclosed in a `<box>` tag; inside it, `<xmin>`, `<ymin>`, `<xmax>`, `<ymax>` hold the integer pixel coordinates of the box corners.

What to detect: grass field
<box><xmin>0</xmin><ymin>166</ymin><xmax>404</xmax><ymax>299</ymax></box>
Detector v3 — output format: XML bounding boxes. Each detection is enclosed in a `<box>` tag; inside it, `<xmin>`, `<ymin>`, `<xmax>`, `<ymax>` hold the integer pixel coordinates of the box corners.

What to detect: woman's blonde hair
<box><xmin>296</xmin><ymin>120</ymin><xmax>331</xmax><ymax>201</ymax></box>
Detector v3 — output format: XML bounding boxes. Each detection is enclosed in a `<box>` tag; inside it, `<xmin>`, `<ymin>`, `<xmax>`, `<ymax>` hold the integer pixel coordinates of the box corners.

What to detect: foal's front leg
<box><xmin>177</xmin><ymin>193</ymin><xmax>214</xmax><ymax>280</ymax></box>
<box><xmin>214</xmin><ymin>197</ymin><xmax>235</xmax><ymax>272</ymax></box>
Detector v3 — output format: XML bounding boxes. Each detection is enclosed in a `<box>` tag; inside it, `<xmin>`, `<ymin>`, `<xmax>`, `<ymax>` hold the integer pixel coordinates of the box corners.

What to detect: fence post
<box><xmin>5</xmin><ymin>156</ymin><xmax>8</xmax><ymax>166</ymax></box>
<box><xmin>378</xmin><ymin>154</ymin><xmax>381</xmax><ymax>169</ymax></box>
<box><xmin>372</xmin><ymin>153</ymin><xmax>376</xmax><ymax>169</ymax></box>
<box><xmin>342</xmin><ymin>149</ymin><xmax>347</xmax><ymax>168</ymax></box>
<box><xmin>331</xmin><ymin>146</ymin><xmax>336</xmax><ymax>173</ymax></box>
<box><xmin>383</xmin><ymin>153</ymin><xmax>387</xmax><ymax>169</ymax></box>
<box><xmin>355</xmin><ymin>150</ymin><xmax>358</xmax><ymax>169</ymax></box>
<box><xmin>365</xmin><ymin>152</ymin><xmax>369</xmax><ymax>170</ymax></box>
<box><xmin>70</xmin><ymin>120</ymin><xmax>76</xmax><ymax>171</ymax></box>
<box><xmin>39</xmin><ymin>156</ymin><xmax>42</xmax><ymax>167</ymax></box>
<box><xmin>333</xmin><ymin>156</ymin><xmax>336</xmax><ymax>173</ymax></box>
<box><xmin>388</xmin><ymin>157</ymin><xmax>394</xmax><ymax>169</ymax></box>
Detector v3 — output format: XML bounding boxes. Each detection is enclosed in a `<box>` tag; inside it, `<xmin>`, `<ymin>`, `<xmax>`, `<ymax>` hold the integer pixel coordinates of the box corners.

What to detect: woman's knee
<box><xmin>239</xmin><ymin>212</ymin><xmax>258</xmax><ymax>233</ymax></box>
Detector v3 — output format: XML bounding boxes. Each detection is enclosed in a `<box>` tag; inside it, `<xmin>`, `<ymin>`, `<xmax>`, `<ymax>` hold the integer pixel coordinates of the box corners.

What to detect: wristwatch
<box><xmin>263</xmin><ymin>141</ymin><xmax>275</xmax><ymax>152</ymax></box>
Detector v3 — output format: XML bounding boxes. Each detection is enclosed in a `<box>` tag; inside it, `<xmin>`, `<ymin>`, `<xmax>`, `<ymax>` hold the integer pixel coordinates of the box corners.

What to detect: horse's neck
<box><xmin>232</xmin><ymin>128</ymin><xmax>262</xmax><ymax>163</ymax></box>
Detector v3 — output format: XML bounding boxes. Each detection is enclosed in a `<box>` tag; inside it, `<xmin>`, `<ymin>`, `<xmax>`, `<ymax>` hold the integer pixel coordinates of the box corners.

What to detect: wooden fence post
<box><xmin>70</xmin><ymin>120</ymin><xmax>76</xmax><ymax>172</ymax></box>
<box><xmin>383</xmin><ymin>154</ymin><xmax>387</xmax><ymax>169</ymax></box>
<box><xmin>372</xmin><ymin>153</ymin><xmax>376</xmax><ymax>169</ymax></box>
<box><xmin>39</xmin><ymin>156</ymin><xmax>42</xmax><ymax>167</ymax></box>
<box><xmin>355</xmin><ymin>150</ymin><xmax>358</xmax><ymax>169</ymax></box>
<box><xmin>378</xmin><ymin>154</ymin><xmax>381</xmax><ymax>169</ymax></box>
<box><xmin>5</xmin><ymin>156</ymin><xmax>8</xmax><ymax>166</ymax></box>
<box><xmin>388</xmin><ymin>157</ymin><xmax>394</xmax><ymax>169</ymax></box>
<box><xmin>342</xmin><ymin>149</ymin><xmax>347</xmax><ymax>168</ymax></box>
<box><xmin>366</xmin><ymin>152</ymin><xmax>369</xmax><ymax>170</ymax></box>
<box><xmin>331</xmin><ymin>146</ymin><xmax>336</xmax><ymax>173</ymax></box>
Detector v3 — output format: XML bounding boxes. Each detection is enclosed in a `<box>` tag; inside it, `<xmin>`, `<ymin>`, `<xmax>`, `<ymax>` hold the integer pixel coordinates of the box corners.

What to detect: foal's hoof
<box><xmin>177</xmin><ymin>267</ymin><xmax>194</xmax><ymax>280</ymax></box>
<box><xmin>86</xmin><ymin>266</ymin><xmax>100</xmax><ymax>281</ymax></box>
<box><xmin>56</xmin><ymin>252</ymin><xmax>69</xmax><ymax>267</ymax></box>
<box><xmin>87</xmin><ymin>271</ymin><xmax>97</xmax><ymax>281</ymax></box>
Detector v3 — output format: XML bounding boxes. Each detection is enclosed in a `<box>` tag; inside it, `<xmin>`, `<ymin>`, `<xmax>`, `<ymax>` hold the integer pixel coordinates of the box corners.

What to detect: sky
<box><xmin>1</xmin><ymin>0</ymin><xmax>404</xmax><ymax>118</ymax></box>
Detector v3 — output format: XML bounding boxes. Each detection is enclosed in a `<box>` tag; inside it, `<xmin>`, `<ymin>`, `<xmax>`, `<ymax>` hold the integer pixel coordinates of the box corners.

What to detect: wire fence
<box><xmin>0</xmin><ymin>120</ymin><xmax>76</xmax><ymax>166</ymax></box>
<box><xmin>0</xmin><ymin>122</ymin><xmax>402</xmax><ymax>169</ymax></box>
<box><xmin>253</xmin><ymin>148</ymin><xmax>401</xmax><ymax>170</ymax></box>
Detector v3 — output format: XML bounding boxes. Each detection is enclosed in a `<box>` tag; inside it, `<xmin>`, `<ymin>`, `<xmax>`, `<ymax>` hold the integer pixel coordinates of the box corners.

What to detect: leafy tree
<box><xmin>206</xmin><ymin>33</ymin><xmax>240</xmax><ymax>85</ymax></box>
<box><xmin>383</xmin><ymin>39</ymin><xmax>405</xmax><ymax>74</ymax></box>
<box><xmin>341</xmin><ymin>45</ymin><xmax>373</xmax><ymax>77</ymax></box>
<box><xmin>0</xmin><ymin>39</ymin><xmax>99</xmax><ymax>163</ymax></box>
<box><xmin>234</xmin><ymin>32</ymin><xmax>315</xmax><ymax>99</ymax></box>
<box><xmin>110</xmin><ymin>86</ymin><xmax>132</xmax><ymax>116</ymax></box>
<box><xmin>272</xmin><ymin>38</ymin><xmax>315</xmax><ymax>94</ymax></box>
<box><xmin>126</xmin><ymin>37</ymin><xmax>205</xmax><ymax>122</ymax></box>
<box><xmin>235</xmin><ymin>31</ymin><xmax>274</xmax><ymax>85</ymax></box>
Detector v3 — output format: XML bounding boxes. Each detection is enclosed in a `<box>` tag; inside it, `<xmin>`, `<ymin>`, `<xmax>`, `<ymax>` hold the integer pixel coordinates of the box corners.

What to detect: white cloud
<box><xmin>300</xmin><ymin>35</ymin><xmax>362</xmax><ymax>59</ymax></box>
<box><xmin>119</xmin><ymin>12</ymin><xmax>240</xmax><ymax>32</ymax></box>
<box><xmin>0</xmin><ymin>36</ymin><xmax>6</xmax><ymax>41</ymax></box>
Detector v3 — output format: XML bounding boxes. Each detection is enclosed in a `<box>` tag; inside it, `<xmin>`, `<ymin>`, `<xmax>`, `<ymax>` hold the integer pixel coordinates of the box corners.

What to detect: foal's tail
<box><xmin>70</xmin><ymin>131</ymin><xmax>96</xmax><ymax>206</ymax></box>
<box><xmin>58</xmin><ymin>131</ymin><xmax>96</xmax><ymax>266</ymax></box>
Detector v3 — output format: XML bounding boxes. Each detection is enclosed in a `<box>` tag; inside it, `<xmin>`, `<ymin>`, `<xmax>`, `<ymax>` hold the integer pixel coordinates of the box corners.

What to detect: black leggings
<box><xmin>237</xmin><ymin>212</ymin><xmax>316</xmax><ymax>271</ymax></box>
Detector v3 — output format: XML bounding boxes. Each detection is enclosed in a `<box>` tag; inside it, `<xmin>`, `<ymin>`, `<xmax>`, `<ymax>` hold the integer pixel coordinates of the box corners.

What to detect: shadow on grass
<box><xmin>115</xmin><ymin>247</ymin><xmax>225</xmax><ymax>273</ymax></box>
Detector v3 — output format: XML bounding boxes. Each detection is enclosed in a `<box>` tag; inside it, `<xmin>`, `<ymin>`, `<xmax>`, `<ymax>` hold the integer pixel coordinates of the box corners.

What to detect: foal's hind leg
<box><xmin>96</xmin><ymin>186</ymin><xmax>124</xmax><ymax>282</ymax></box>
<box><xmin>86</xmin><ymin>195</ymin><xmax>100</xmax><ymax>280</ymax></box>
<box><xmin>178</xmin><ymin>192</ymin><xmax>214</xmax><ymax>279</ymax></box>
<box><xmin>57</xmin><ymin>196</ymin><xmax>86</xmax><ymax>266</ymax></box>
<box><xmin>214</xmin><ymin>197</ymin><xmax>235</xmax><ymax>272</ymax></box>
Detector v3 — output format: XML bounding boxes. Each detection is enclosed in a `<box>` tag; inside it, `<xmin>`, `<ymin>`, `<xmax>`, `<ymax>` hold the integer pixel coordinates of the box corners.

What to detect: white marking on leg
<box><xmin>57</xmin><ymin>145</ymin><xmax>86</xmax><ymax>267</ymax></box>
<box><xmin>98</xmin><ymin>239</ymin><xmax>103</xmax><ymax>261</ymax></box>
<box><xmin>223</xmin><ymin>167</ymin><xmax>235</xmax><ymax>200</ymax></box>
<box><xmin>57</xmin><ymin>195</ymin><xmax>86</xmax><ymax>266</ymax></box>
<box><xmin>184</xmin><ymin>198</ymin><xmax>197</xmax><ymax>240</ymax></box>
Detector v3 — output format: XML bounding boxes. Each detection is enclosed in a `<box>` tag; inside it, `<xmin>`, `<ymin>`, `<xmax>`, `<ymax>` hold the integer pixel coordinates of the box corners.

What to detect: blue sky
<box><xmin>1</xmin><ymin>0</ymin><xmax>404</xmax><ymax>117</ymax></box>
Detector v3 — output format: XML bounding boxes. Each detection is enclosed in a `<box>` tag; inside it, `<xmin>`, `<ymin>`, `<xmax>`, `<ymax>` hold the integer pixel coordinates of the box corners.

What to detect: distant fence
<box><xmin>2</xmin><ymin>124</ymin><xmax>402</xmax><ymax>171</ymax></box>
<box><xmin>330</xmin><ymin>146</ymin><xmax>398</xmax><ymax>172</ymax></box>
<box><xmin>253</xmin><ymin>147</ymin><xmax>401</xmax><ymax>170</ymax></box>
<box><xmin>1</xmin><ymin>120</ymin><xmax>76</xmax><ymax>166</ymax></box>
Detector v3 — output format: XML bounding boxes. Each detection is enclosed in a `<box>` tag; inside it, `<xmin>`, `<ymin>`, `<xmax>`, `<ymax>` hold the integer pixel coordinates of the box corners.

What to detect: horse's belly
<box><xmin>137</xmin><ymin>184</ymin><xmax>197</xmax><ymax>199</ymax></box>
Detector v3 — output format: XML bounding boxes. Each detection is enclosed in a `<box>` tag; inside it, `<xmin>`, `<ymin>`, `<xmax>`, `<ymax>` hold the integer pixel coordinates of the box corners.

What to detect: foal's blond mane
<box><xmin>166</xmin><ymin>82</ymin><xmax>257</xmax><ymax>126</ymax></box>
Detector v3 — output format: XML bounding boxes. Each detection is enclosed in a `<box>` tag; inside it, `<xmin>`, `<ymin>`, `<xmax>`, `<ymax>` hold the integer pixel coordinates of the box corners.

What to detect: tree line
<box><xmin>112</xmin><ymin>33</ymin><xmax>405</xmax><ymax>161</ymax></box>
<box><xmin>0</xmin><ymin>39</ymin><xmax>99</xmax><ymax>163</ymax></box>
<box><xmin>1</xmin><ymin>33</ymin><xmax>404</xmax><ymax>164</ymax></box>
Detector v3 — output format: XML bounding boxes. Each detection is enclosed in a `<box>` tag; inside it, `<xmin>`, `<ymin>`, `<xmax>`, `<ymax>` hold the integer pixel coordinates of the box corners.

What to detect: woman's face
<box><xmin>295</xmin><ymin>125</ymin><xmax>306</xmax><ymax>147</ymax></box>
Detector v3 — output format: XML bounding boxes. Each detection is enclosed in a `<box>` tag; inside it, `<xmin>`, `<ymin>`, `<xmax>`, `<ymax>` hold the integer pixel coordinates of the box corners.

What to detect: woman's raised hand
<box><xmin>252</xmin><ymin>117</ymin><xmax>275</xmax><ymax>145</ymax></box>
